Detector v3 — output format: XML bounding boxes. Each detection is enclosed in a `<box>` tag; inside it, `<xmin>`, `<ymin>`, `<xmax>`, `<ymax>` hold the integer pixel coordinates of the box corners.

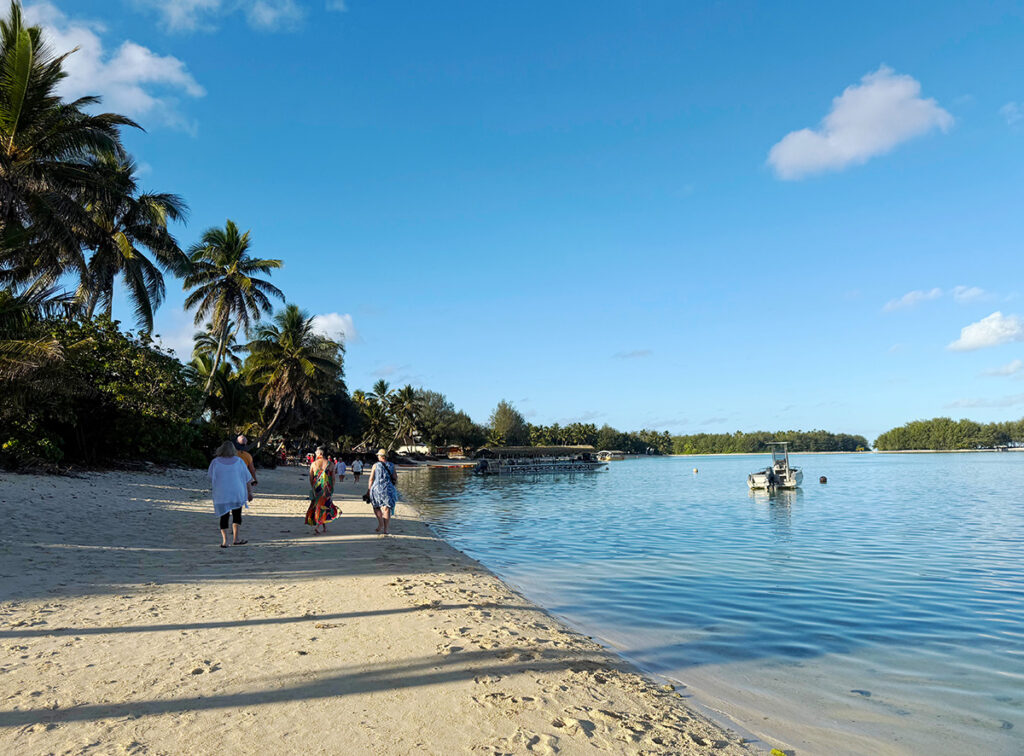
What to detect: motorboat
<box><xmin>747</xmin><ymin>441</ymin><xmax>803</xmax><ymax>490</ymax></box>
<box><xmin>596</xmin><ymin>450</ymin><xmax>626</xmax><ymax>461</ymax></box>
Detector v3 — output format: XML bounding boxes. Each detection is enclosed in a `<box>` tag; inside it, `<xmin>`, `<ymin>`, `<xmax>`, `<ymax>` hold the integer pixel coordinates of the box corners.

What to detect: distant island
<box><xmin>873</xmin><ymin>417</ymin><xmax>1024</xmax><ymax>451</ymax></box>
<box><xmin>670</xmin><ymin>430</ymin><xmax>870</xmax><ymax>454</ymax></box>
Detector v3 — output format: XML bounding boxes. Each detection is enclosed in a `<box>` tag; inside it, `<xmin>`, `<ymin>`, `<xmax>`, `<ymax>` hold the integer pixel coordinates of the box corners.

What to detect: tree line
<box><xmin>670</xmin><ymin>430</ymin><xmax>871</xmax><ymax>455</ymax></box>
<box><xmin>873</xmin><ymin>418</ymin><xmax>1024</xmax><ymax>451</ymax></box>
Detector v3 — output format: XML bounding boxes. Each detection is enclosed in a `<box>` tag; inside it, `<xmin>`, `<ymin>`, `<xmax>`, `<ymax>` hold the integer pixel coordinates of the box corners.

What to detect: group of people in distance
<box><xmin>207</xmin><ymin>437</ymin><xmax>400</xmax><ymax>547</ymax></box>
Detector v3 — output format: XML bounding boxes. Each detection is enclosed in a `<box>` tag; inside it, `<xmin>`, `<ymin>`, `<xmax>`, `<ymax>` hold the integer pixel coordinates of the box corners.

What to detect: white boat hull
<box><xmin>747</xmin><ymin>468</ymin><xmax>803</xmax><ymax>490</ymax></box>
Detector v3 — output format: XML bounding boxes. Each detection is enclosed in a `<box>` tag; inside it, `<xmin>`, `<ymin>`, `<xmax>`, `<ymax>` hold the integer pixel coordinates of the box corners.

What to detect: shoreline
<box><xmin>669</xmin><ymin>448</ymin><xmax>1023</xmax><ymax>457</ymax></box>
<box><xmin>0</xmin><ymin>466</ymin><xmax>755</xmax><ymax>754</ymax></box>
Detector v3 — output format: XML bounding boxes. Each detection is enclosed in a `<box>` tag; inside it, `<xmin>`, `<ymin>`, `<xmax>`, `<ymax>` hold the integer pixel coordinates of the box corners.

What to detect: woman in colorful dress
<box><xmin>368</xmin><ymin>448</ymin><xmax>399</xmax><ymax>535</ymax></box>
<box><xmin>305</xmin><ymin>447</ymin><xmax>338</xmax><ymax>534</ymax></box>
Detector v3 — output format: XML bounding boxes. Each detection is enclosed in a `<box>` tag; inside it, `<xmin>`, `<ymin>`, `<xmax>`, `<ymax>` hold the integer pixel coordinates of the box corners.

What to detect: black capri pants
<box><xmin>219</xmin><ymin>507</ymin><xmax>242</xmax><ymax>529</ymax></box>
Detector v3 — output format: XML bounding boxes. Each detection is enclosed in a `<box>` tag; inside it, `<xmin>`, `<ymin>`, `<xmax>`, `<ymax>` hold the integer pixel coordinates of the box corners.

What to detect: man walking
<box><xmin>235</xmin><ymin>435</ymin><xmax>258</xmax><ymax>486</ymax></box>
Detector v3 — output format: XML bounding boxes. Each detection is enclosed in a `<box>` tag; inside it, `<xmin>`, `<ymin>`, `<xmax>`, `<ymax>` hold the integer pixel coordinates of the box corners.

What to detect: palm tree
<box><xmin>390</xmin><ymin>383</ymin><xmax>421</xmax><ymax>449</ymax></box>
<box><xmin>245</xmin><ymin>304</ymin><xmax>341</xmax><ymax>445</ymax></box>
<box><xmin>0</xmin><ymin>278</ymin><xmax>70</xmax><ymax>380</ymax></box>
<box><xmin>0</xmin><ymin>2</ymin><xmax>138</xmax><ymax>286</ymax></box>
<box><xmin>183</xmin><ymin>220</ymin><xmax>283</xmax><ymax>395</ymax></box>
<box><xmin>360</xmin><ymin>399</ymin><xmax>392</xmax><ymax>452</ymax></box>
<box><xmin>79</xmin><ymin>153</ymin><xmax>188</xmax><ymax>332</ymax></box>
<box><xmin>370</xmin><ymin>379</ymin><xmax>393</xmax><ymax>407</ymax></box>
<box><xmin>193</xmin><ymin>318</ymin><xmax>243</xmax><ymax>370</ymax></box>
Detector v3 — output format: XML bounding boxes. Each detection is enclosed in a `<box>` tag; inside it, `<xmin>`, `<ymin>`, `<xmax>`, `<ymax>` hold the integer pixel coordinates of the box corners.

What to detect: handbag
<box><xmin>361</xmin><ymin>490</ymin><xmax>371</xmax><ymax>503</ymax></box>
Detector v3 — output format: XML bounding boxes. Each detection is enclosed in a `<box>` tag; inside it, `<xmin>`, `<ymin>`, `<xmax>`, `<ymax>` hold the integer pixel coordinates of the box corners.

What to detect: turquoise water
<box><xmin>401</xmin><ymin>454</ymin><xmax>1024</xmax><ymax>755</ymax></box>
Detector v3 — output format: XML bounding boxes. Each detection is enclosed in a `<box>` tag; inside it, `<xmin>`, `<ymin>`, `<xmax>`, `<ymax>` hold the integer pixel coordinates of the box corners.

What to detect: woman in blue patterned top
<box><xmin>368</xmin><ymin>448</ymin><xmax>398</xmax><ymax>535</ymax></box>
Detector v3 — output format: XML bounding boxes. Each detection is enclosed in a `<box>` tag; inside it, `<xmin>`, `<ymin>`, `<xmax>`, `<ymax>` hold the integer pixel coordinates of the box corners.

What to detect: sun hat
<box><xmin>377</xmin><ymin>448</ymin><xmax>387</xmax><ymax>457</ymax></box>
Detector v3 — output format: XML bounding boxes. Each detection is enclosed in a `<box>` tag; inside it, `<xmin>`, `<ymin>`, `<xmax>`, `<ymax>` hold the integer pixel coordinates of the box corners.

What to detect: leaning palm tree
<box><xmin>183</xmin><ymin>220</ymin><xmax>283</xmax><ymax>395</ymax></box>
<box><xmin>193</xmin><ymin>318</ymin><xmax>243</xmax><ymax>370</ymax></box>
<box><xmin>78</xmin><ymin>153</ymin><xmax>188</xmax><ymax>332</ymax></box>
<box><xmin>0</xmin><ymin>2</ymin><xmax>139</xmax><ymax>286</ymax></box>
<box><xmin>245</xmin><ymin>304</ymin><xmax>341</xmax><ymax>445</ymax></box>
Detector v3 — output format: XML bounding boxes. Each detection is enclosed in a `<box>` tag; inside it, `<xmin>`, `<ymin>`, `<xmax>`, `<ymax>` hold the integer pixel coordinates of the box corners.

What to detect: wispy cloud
<box><xmin>883</xmin><ymin>288</ymin><xmax>943</xmax><ymax>312</ymax></box>
<box><xmin>326</xmin><ymin>0</ymin><xmax>346</xmax><ymax>10</ymax></box>
<box><xmin>311</xmin><ymin>312</ymin><xmax>358</xmax><ymax>344</ymax></box>
<box><xmin>699</xmin><ymin>417</ymin><xmax>728</xmax><ymax>426</ymax></box>
<box><xmin>980</xmin><ymin>359</ymin><xmax>1024</xmax><ymax>377</ymax></box>
<box><xmin>133</xmin><ymin>0</ymin><xmax>305</xmax><ymax>32</ymax></box>
<box><xmin>371</xmin><ymin>364</ymin><xmax>408</xmax><ymax>378</ymax></box>
<box><xmin>767</xmin><ymin>65</ymin><xmax>952</xmax><ymax>180</ymax></box>
<box><xmin>612</xmin><ymin>349</ymin><xmax>652</xmax><ymax>360</ymax></box>
<box><xmin>1001</xmin><ymin>102</ymin><xmax>1023</xmax><ymax>126</ymax></box>
<box><xmin>946</xmin><ymin>393</ymin><xmax>1024</xmax><ymax>409</ymax></box>
<box><xmin>952</xmin><ymin>285</ymin><xmax>986</xmax><ymax>303</ymax></box>
<box><xmin>948</xmin><ymin>312</ymin><xmax>1024</xmax><ymax>351</ymax></box>
<box><xmin>26</xmin><ymin>2</ymin><xmax>204</xmax><ymax>131</ymax></box>
<box><xmin>883</xmin><ymin>285</ymin><xmax>988</xmax><ymax>311</ymax></box>
<box><xmin>558</xmin><ymin>410</ymin><xmax>605</xmax><ymax>424</ymax></box>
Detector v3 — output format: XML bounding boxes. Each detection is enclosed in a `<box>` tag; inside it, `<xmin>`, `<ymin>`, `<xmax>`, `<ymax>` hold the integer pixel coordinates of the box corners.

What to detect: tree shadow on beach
<box><xmin>0</xmin><ymin>601</ymin><xmax>533</xmax><ymax>639</ymax></box>
<box><xmin>0</xmin><ymin>647</ymin><xmax>614</xmax><ymax>728</ymax></box>
<box><xmin>0</xmin><ymin>467</ymin><xmax>462</xmax><ymax>604</ymax></box>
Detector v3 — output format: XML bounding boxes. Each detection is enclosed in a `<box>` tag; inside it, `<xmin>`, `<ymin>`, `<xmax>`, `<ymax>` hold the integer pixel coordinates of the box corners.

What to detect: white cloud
<box><xmin>152</xmin><ymin>308</ymin><xmax>198</xmax><ymax>360</ymax></box>
<box><xmin>981</xmin><ymin>359</ymin><xmax>1024</xmax><ymax>377</ymax></box>
<box><xmin>883</xmin><ymin>288</ymin><xmax>943</xmax><ymax>312</ymax></box>
<box><xmin>1001</xmin><ymin>102</ymin><xmax>1023</xmax><ymax>126</ymax></box>
<box><xmin>768</xmin><ymin>66</ymin><xmax>953</xmax><ymax>180</ymax></box>
<box><xmin>948</xmin><ymin>312</ymin><xmax>1024</xmax><ymax>351</ymax></box>
<box><xmin>311</xmin><ymin>312</ymin><xmax>358</xmax><ymax>344</ymax></box>
<box><xmin>134</xmin><ymin>0</ymin><xmax>304</xmax><ymax>32</ymax></box>
<box><xmin>326</xmin><ymin>0</ymin><xmax>347</xmax><ymax>10</ymax></box>
<box><xmin>952</xmin><ymin>285</ymin><xmax>986</xmax><ymax>303</ymax></box>
<box><xmin>26</xmin><ymin>2</ymin><xmax>204</xmax><ymax>130</ymax></box>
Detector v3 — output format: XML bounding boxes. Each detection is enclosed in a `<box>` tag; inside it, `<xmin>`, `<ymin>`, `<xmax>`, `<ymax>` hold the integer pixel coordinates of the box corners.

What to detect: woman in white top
<box><xmin>208</xmin><ymin>440</ymin><xmax>254</xmax><ymax>548</ymax></box>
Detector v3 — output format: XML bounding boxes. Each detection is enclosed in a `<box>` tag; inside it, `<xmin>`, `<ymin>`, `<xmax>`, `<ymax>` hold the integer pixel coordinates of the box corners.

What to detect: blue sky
<box><xmin>27</xmin><ymin>0</ymin><xmax>1024</xmax><ymax>441</ymax></box>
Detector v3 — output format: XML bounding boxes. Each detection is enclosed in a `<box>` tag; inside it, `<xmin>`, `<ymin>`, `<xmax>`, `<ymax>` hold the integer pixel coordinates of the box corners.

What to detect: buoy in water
<box><xmin>819</xmin><ymin>476</ymin><xmax>828</xmax><ymax>484</ymax></box>
<box><xmin>693</xmin><ymin>468</ymin><xmax>698</xmax><ymax>474</ymax></box>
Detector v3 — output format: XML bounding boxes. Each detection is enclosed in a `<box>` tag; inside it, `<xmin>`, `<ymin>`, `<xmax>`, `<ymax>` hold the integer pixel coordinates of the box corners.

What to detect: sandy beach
<box><xmin>0</xmin><ymin>465</ymin><xmax>752</xmax><ymax>755</ymax></box>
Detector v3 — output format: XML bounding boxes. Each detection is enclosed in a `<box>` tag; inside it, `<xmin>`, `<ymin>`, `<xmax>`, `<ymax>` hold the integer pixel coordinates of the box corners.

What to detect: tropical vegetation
<box><xmin>671</xmin><ymin>430</ymin><xmax>871</xmax><ymax>455</ymax></box>
<box><xmin>873</xmin><ymin>418</ymin><xmax>1024</xmax><ymax>451</ymax></box>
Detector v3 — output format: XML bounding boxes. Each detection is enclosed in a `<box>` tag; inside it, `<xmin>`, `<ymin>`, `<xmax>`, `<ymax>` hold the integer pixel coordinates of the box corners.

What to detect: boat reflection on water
<box><xmin>749</xmin><ymin>486</ymin><xmax>802</xmax><ymax>542</ymax></box>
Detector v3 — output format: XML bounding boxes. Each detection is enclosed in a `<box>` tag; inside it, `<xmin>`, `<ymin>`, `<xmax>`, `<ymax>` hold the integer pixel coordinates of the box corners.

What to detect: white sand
<box><xmin>0</xmin><ymin>465</ymin><xmax>752</xmax><ymax>754</ymax></box>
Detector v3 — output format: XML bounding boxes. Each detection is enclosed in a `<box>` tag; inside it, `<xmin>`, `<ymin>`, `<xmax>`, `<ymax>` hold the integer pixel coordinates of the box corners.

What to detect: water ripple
<box><xmin>403</xmin><ymin>454</ymin><xmax>1024</xmax><ymax>755</ymax></box>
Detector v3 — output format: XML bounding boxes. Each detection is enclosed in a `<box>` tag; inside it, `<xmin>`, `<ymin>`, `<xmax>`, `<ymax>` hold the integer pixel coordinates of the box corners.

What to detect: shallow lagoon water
<box><xmin>401</xmin><ymin>454</ymin><xmax>1024</xmax><ymax>755</ymax></box>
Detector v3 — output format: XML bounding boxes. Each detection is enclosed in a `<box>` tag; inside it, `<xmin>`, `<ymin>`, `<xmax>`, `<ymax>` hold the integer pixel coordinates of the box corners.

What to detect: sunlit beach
<box><xmin>2</xmin><ymin>1</ymin><xmax>1023</xmax><ymax>754</ymax></box>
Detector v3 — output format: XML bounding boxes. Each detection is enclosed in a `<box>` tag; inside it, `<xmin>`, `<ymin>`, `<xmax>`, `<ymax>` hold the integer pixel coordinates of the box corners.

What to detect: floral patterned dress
<box><xmin>305</xmin><ymin>463</ymin><xmax>338</xmax><ymax>526</ymax></box>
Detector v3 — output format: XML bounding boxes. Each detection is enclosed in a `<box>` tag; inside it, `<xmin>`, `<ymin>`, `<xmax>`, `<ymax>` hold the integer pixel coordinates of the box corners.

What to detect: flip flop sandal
<box><xmin>220</xmin><ymin>544</ymin><xmax>228</xmax><ymax>549</ymax></box>
<box><xmin>233</xmin><ymin>540</ymin><xmax>248</xmax><ymax>545</ymax></box>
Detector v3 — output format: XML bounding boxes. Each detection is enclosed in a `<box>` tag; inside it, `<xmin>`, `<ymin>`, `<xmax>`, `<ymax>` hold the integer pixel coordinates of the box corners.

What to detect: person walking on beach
<box><xmin>209</xmin><ymin>441</ymin><xmax>254</xmax><ymax>548</ymax></box>
<box><xmin>368</xmin><ymin>448</ymin><xmax>398</xmax><ymax>535</ymax></box>
<box><xmin>306</xmin><ymin>447</ymin><xmax>338</xmax><ymax>534</ymax></box>
<box><xmin>352</xmin><ymin>457</ymin><xmax>363</xmax><ymax>482</ymax></box>
<box><xmin>235</xmin><ymin>435</ymin><xmax>258</xmax><ymax>486</ymax></box>
<box><xmin>336</xmin><ymin>457</ymin><xmax>347</xmax><ymax>482</ymax></box>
